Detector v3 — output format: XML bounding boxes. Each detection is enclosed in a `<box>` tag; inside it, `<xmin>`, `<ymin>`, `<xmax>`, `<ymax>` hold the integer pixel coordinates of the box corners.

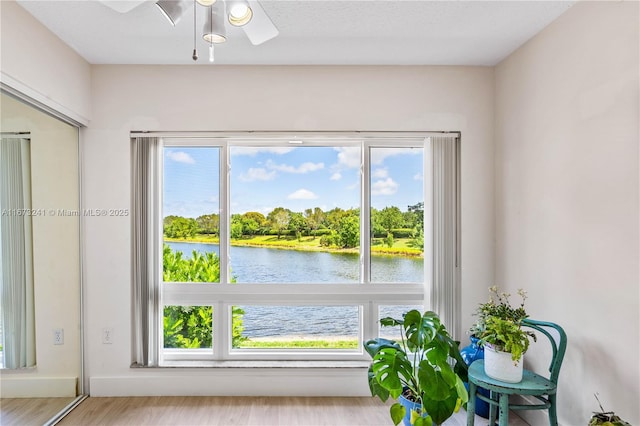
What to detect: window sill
<box><xmin>132</xmin><ymin>360</ymin><xmax>369</xmax><ymax>369</ymax></box>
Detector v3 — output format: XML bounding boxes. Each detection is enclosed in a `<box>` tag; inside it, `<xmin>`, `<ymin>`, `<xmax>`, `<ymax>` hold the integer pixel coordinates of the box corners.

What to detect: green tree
<box><xmin>319</xmin><ymin>231</ymin><xmax>341</xmax><ymax>247</ymax></box>
<box><xmin>304</xmin><ymin>207</ymin><xmax>325</xmax><ymax>238</ymax></box>
<box><xmin>384</xmin><ymin>232</ymin><xmax>394</xmax><ymax>248</ymax></box>
<box><xmin>267</xmin><ymin>207</ymin><xmax>290</xmax><ymax>239</ymax></box>
<box><xmin>324</xmin><ymin>207</ymin><xmax>348</xmax><ymax>231</ymax></box>
<box><xmin>338</xmin><ymin>215</ymin><xmax>360</xmax><ymax>248</ymax></box>
<box><xmin>162</xmin><ymin>244</ymin><xmax>246</xmax><ymax>348</ymax></box>
<box><xmin>230</xmin><ymin>214</ymin><xmax>244</xmax><ymax>239</ymax></box>
<box><xmin>163</xmin><ymin>215</ymin><xmax>181</xmax><ymax>236</ymax></box>
<box><xmin>370</xmin><ymin>208</ymin><xmax>386</xmax><ymax>238</ymax></box>
<box><xmin>164</xmin><ymin>216</ymin><xmax>198</xmax><ymax>239</ymax></box>
<box><xmin>288</xmin><ymin>212</ymin><xmax>308</xmax><ymax>239</ymax></box>
<box><xmin>379</xmin><ymin>206</ymin><xmax>403</xmax><ymax>235</ymax></box>
<box><xmin>408</xmin><ymin>202</ymin><xmax>424</xmax><ymax>229</ymax></box>
<box><xmin>196</xmin><ymin>213</ymin><xmax>219</xmax><ymax>236</ymax></box>
<box><xmin>241</xmin><ymin>212</ymin><xmax>267</xmax><ymax>235</ymax></box>
<box><xmin>241</xmin><ymin>218</ymin><xmax>260</xmax><ymax>236</ymax></box>
<box><xmin>410</xmin><ymin>227</ymin><xmax>424</xmax><ymax>251</ymax></box>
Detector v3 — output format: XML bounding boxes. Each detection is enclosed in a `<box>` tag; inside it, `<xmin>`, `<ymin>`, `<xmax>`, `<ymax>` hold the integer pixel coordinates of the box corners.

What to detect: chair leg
<box><xmin>488</xmin><ymin>391</ymin><xmax>497</xmax><ymax>426</ymax></box>
<box><xmin>466</xmin><ymin>382</ymin><xmax>477</xmax><ymax>426</ymax></box>
<box><xmin>548</xmin><ymin>394</ymin><xmax>558</xmax><ymax>426</ymax></box>
<box><xmin>498</xmin><ymin>393</ymin><xmax>509</xmax><ymax>426</ymax></box>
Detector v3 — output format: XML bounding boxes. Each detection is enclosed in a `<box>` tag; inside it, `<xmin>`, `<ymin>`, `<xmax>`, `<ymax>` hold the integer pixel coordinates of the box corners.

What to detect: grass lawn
<box><xmin>165</xmin><ymin>234</ymin><xmax>423</xmax><ymax>258</ymax></box>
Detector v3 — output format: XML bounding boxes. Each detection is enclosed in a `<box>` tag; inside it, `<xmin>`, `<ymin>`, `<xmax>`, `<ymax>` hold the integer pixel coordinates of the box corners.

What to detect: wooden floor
<box><xmin>0</xmin><ymin>397</ymin><xmax>76</xmax><ymax>426</ymax></box>
<box><xmin>56</xmin><ymin>396</ymin><xmax>530</xmax><ymax>426</ymax></box>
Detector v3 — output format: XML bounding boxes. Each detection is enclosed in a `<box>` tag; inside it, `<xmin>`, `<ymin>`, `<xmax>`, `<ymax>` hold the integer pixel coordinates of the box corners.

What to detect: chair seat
<box><xmin>468</xmin><ymin>359</ymin><xmax>557</xmax><ymax>396</ymax></box>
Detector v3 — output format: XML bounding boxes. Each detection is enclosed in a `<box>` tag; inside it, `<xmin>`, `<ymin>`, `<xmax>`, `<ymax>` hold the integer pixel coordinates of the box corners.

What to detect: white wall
<box><xmin>0</xmin><ymin>0</ymin><xmax>91</xmax><ymax>124</ymax></box>
<box><xmin>84</xmin><ymin>65</ymin><xmax>495</xmax><ymax>396</ymax></box>
<box><xmin>495</xmin><ymin>1</ymin><xmax>639</xmax><ymax>425</ymax></box>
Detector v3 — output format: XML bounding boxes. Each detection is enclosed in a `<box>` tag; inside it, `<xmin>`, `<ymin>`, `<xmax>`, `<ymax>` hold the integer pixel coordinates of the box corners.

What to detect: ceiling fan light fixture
<box><xmin>202</xmin><ymin>2</ymin><xmax>227</xmax><ymax>43</ymax></box>
<box><xmin>156</xmin><ymin>0</ymin><xmax>190</xmax><ymax>26</ymax></box>
<box><xmin>196</xmin><ymin>0</ymin><xmax>216</xmax><ymax>5</ymax></box>
<box><xmin>227</xmin><ymin>0</ymin><xmax>253</xmax><ymax>26</ymax></box>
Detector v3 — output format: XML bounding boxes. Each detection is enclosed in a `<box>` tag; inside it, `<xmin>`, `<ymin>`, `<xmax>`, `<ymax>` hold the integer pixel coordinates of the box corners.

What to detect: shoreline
<box><xmin>164</xmin><ymin>237</ymin><xmax>423</xmax><ymax>259</ymax></box>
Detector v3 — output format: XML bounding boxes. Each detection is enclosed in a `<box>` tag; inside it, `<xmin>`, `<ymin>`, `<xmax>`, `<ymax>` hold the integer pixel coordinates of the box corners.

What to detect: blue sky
<box><xmin>163</xmin><ymin>146</ymin><xmax>423</xmax><ymax>218</ymax></box>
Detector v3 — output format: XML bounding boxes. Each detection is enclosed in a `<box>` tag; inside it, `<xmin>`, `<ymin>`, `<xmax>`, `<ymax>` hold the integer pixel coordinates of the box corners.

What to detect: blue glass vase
<box><xmin>460</xmin><ymin>336</ymin><xmax>492</xmax><ymax>419</ymax></box>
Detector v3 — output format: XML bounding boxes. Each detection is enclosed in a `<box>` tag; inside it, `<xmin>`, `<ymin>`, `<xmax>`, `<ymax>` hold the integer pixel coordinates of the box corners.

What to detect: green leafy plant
<box><xmin>589</xmin><ymin>394</ymin><xmax>632</xmax><ymax>426</ymax></box>
<box><xmin>471</xmin><ymin>286</ymin><xmax>535</xmax><ymax>362</ymax></box>
<box><xmin>478</xmin><ymin>316</ymin><xmax>534</xmax><ymax>362</ymax></box>
<box><xmin>162</xmin><ymin>244</ymin><xmax>247</xmax><ymax>348</ymax></box>
<box><xmin>364</xmin><ymin>310</ymin><xmax>469</xmax><ymax>426</ymax></box>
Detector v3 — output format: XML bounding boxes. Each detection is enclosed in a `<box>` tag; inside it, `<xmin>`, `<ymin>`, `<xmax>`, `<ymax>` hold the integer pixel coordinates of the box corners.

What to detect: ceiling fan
<box><xmin>99</xmin><ymin>0</ymin><xmax>279</xmax><ymax>62</ymax></box>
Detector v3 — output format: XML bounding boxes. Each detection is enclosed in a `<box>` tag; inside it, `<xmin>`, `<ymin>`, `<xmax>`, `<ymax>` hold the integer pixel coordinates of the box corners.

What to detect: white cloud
<box><xmin>239</xmin><ymin>168</ymin><xmax>277</xmax><ymax>182</ymax></box>
<box><xmin>232</xmin><ymin>147</ymin><xmax>295</xmax><ymax>156</ymax></box>
<box><xmin>371</xmin><ymin>147</ymin><xmax>421</xmax><ymax>165</ymax></box>
<box><xmin>413</xmin><ymin>172</ymin><xmax>423</xmax><ymax>180</ymax></box>
<box><xmin>373</xmin><ymin>168</ymin><xmax>389</xmax><ymax>178</ymax></box>
<box><xmin>334</xmin><ymin>147</ymin><xmax>361</xmax><ymax>168</ymax></box>
<box><xmin>372</xmin><ymin>178</ymin><xmax>398</xmax><ymax>196</ymax></box>
<box><xmin>267</xmin><ymin>160</ymin><xmax>324</xmax><ymax>174</ymax></box>
<box><xmin>330</xmin><ymin>172</ymin><xmax>342</xmax><ymax>181</ymax></box>
<box><xmin>346</xmin><ymin>180</ymin><xmax>359</xmax><ymax>190</ymax></box>
<box><xmin>166</xmin><ymin>150</ymin><xmax>195</xmax><ymax>164</ymax></box>
<box><xmin>288</xmin><ymin>189</ymin><xmax>318</xmax><ymax>200</ymax></box>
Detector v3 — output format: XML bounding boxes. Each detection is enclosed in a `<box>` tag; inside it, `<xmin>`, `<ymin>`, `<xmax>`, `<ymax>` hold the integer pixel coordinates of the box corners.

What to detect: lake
<box><xmin>167</xmin><ymin>241</ymin><xmax>423</xmax><ymax>283</ymax></box>
<box><xmin>167</xmin><ymin>242</ymin><xmax>424</xmax><ymax>338</ymax></box>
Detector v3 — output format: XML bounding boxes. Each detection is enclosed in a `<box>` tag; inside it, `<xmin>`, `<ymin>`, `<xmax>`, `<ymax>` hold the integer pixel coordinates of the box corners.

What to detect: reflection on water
<box><xmin>237</xmin><ymin>305</ymin><xmax>360</xmax><ymax>340</ymax></box>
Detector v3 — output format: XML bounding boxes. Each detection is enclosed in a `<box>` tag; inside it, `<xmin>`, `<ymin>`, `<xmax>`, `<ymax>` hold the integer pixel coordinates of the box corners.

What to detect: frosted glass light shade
<box><xmin>227</xmin><ymin>0</ymin><xmax>252</xmax><ymax>26</ymax></box>
<box><xmin>202</xmin><ymin>2</ymin><xmax>227</xmax><ymax>43</ymax></box>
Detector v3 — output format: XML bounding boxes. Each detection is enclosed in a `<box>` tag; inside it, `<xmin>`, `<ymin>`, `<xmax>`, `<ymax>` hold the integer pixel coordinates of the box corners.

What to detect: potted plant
<box><xmin>364</xmin><ymin>310</ymin><xmax>469</xmax><ymax>426</ymax></box>
<box><xmin>589</xmin><ymin>394</ymin><xmax>632</xmax><ymax>426</ymax></box>
<box><xmin>472</xmin><ymin>286</ymin><xmax>536</xmax><ymax>383</ymax></box>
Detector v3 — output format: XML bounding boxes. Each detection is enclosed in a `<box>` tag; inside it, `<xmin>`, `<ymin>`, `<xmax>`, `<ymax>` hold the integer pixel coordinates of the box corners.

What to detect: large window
<box><xmin>132</xmin><ymin>133</ymin><xmax>459</xmax><ymax>365</ymax></box>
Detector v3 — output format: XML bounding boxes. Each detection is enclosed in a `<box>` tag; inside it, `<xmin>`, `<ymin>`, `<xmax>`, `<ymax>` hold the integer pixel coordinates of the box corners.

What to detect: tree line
<box><xmin>164</xmin><ymin>203</ymin><xmax>424</xmax><ymax>250</ymax></box>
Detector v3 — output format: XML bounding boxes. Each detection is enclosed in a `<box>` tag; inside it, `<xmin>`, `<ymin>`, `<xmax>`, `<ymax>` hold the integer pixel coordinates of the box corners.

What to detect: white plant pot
<box><xmin>484</xmin><ymin>344</ymin><xmax>523</xmax><ymax>383</ymax></box>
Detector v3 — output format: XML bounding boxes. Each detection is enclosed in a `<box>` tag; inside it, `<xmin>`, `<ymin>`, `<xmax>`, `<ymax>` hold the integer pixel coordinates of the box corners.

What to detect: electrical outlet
<box><xmin>102</xmin><ymin>328</ymin><xmax>113</xmax><ymax>344</ymax></box>
<box><xmin>53</xmin><ymin>328</ymin><xmax>64</xmax><ymax>345</ymax></box>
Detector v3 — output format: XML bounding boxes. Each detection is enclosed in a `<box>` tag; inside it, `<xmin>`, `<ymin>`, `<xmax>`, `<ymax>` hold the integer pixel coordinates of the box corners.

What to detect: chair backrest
<box><xmin>522</xmin><ymin>318</ymin><xmax>567</xmax><ymax>384</ymax></box>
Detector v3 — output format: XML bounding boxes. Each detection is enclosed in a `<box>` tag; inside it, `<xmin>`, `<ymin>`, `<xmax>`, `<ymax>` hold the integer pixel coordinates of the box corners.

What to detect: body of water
<box><xmin>168</xmin><ymin>241</ymin><xmax>423</xmax><ymax>283</ymax></box>
<box><xmin>167</xmin><ymin>242</ymin><xmax>423</xmax><ymax>338</ymax></box>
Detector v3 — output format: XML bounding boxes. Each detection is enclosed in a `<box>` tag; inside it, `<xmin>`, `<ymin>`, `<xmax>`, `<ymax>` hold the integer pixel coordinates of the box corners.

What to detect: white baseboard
<box><xmin>89</xmin><ymin>368</ymin><xmax>371</xmax><ymax>397</ymax></box>
<box><xmin>0</xmin><ymin>376</ymin><xmax>77</xmax><ymax>397</ymax></box>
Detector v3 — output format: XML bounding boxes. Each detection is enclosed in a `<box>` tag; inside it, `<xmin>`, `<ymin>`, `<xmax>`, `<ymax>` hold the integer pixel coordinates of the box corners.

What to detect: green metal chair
<box><xmin>466</xmin><ymin>319</ymin><xmax>567</xmax><ymax>426</ymax></box>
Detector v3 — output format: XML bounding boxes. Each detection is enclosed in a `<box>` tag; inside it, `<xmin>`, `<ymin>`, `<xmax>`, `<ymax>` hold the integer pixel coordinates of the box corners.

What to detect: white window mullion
<box><xmin>219</xmin><ymin>142</ymin><xmax>230</xmax><ymax>285</ymax></box>
<box><xmin>423</xmin><ymin>137</ymin><xmax>433</xmax><ymax>310</ymax></box>
<box><xmin>363</xmin><ymin>301</ymin><xmax>376</xmax><ymax>345</ymax></box>
<box><xmin>361</xmin><ymin>142</ymin><xmax>371</xmax><ymax>284</ymax></box>
<box><xmin>222</xmin><ymin>302</ymin><xmax>233</xmax><ymax>360</ymax></box>
<box><xmin>218</xmin><ymin>142</ymin><xmax>230</xmax><ymax>360</ymax></box>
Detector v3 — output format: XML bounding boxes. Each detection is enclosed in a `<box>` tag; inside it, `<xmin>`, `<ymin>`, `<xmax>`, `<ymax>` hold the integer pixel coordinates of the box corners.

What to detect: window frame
<box><xmin>159</xmin><ymin>134</ymin><xmax>436</xmax><ymax>364</ymax></box>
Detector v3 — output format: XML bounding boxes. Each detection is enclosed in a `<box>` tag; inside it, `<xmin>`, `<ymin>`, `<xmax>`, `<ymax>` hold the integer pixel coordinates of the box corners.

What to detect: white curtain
<box><xmin>131</xmin><ymin>137</ymin><xmax>162</xmax><ymax>366</ymax></box>
<box><xmin>429</xmin><ymin>136</ymin><xmax>461</xmax><ymax>340</ymax></box>
<box><xmin>0</xmin><ymin>137</ymin><xmax>36</xmax><ymax>369</ymax></box>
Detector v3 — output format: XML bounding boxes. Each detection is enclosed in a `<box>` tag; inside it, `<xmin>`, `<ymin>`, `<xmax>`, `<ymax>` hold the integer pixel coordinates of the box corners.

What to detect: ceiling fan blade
<box><xmin>242</xmin><ymin>0</ymin><xmax>279</xmax><ymax>46</ymax></box>
<box><xmin>98</xmin><ymin>0</ymin><xmax>150</xmax><ymax>13</ymax></box>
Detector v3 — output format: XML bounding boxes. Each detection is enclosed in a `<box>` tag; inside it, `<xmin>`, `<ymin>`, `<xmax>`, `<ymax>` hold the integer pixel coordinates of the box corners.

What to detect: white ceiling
<box><xmin>16</xmin><ymin>0</ymin><xmax>576</xmax><ymax>66</ymax></box>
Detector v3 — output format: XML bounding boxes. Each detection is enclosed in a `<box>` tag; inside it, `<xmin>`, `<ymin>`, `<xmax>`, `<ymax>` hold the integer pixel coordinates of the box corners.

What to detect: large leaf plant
<box><xmin>364</xmin><ymin>310</ymin><xmax>469</xmax><ymax>426</ymax></box>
